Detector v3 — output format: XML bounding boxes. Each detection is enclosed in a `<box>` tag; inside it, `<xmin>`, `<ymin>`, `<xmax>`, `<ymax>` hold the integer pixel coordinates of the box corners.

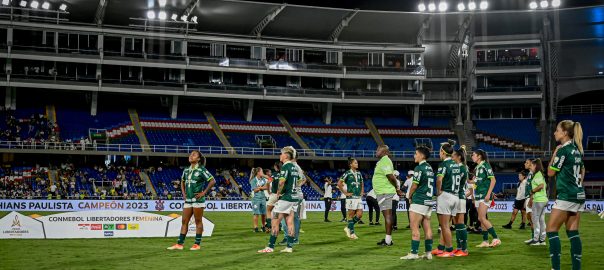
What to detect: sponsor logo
<box><xmin>104</xmin><ymin>231</ymin><xmax>114</xmax><ymax>237</ymax></box>
<box><xmin>128</xmin><ymin>224</ymin><xmax>139</xmax><ymax>230</ymax></box>
<box><xmin>155</xmin><ymin>200</ymin><xmax>165</xmax><ymax>211</ymax></box>
<box><xmin>11</xmin><ymin>215</ymin><xmax>21</xmax><ymax>227</ymax></box>
<box><xmin>2</xmin><ymin>214</ymin><xmax>29</xmax><ymax>236</ymax></box>
<box><xmin>103</xmin><ymin>224</ymin><xmax>115</xmax><ymax>230</ymax></box>
<box><xmin>77</xmin><ymin>224</ymin><xmax>90</xmax><ymax>230</ymax></box>
<box><xmin>116</xmin><ymin>224</ymin><xmax>127</xmax><ymax>230</ymax></box>
<box><xmin>91</xmin><ymin>224</ymin><xmax>102</xmax><ymax>230</ymax></box>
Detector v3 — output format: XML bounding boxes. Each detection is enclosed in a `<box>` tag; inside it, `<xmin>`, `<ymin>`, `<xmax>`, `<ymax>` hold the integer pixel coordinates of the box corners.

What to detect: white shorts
<box><xmin>267</xmin><ymin>194</ymin><xmax>279</xmax><ymax>207</ymax></box>
<box><xmin>298</xmin><ymin>200</ymin><xmax>307</xmax><ymax>220</ymax></box>
<box><xmin>437</xmin><ymin>192</ymin><xmax>459</xmax><ymax>216</ymax></box>
<box><xmin>346</xmin><ymin>198</ymin><xmax>364</xmax><ymax>210</ymax></box>
<box><xmin>525</xmin><ymin>199</ymin><xmax>532</xmax><ymax>213</ymax></box>
<box><xmin>474</xmin><ymin>200</ymin><xmax>490</xmax><ymax>209</ymax></box>
<box><xmin>553</xmin><ymin>200</ymin><xmax>585</xmax><ymax>213</ymax></box>
<box><xmin>456</xmin><ymin>198</ymin><xmax>466</xmax><ymax>214</ymax></box>
<box><xmin>273</xmin><ymin>200</ymin><xmax>298</xmax><ymax>215</ymax></box>
<box><xmin>184</xmin><ymin>202</ymin><xmax>205</xmax><ymax>209</ymax></box>
<box><xmin>409</xmin><ymin>204</ymin><xmax>432</xmax><ymax>217</ymax></box>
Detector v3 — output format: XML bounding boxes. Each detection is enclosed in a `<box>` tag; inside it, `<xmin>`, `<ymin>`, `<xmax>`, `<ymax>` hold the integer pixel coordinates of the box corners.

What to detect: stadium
<box><xmin>0</xmin><ymin>0</ymin><xmax>603</xmax><ymax>269</ymax></box>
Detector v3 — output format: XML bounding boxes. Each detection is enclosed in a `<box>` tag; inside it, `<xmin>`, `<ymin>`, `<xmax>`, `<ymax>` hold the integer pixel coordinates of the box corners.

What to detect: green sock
<box><xmin>286</xmin><ymin>235</ymin><xmax>294</xmax><ymax>248</ymax></box>
<box><xmin>455</xmin><ymin>224</ymin><xmax>463</xmax><ymax>250</ymax></box>
<box><xmin>438</xmin><ymin>244</ymin><xmax>445</xmax><ymax>251</ymax></box>
<box><xmin>194</xmin><ymin>234</ymin><xmax>202</xmax><ymax>245</ymax></box>
<box><xmin>347</xmin><ymin>220</ymin><xmax>355</xmax><ymax>234</ymax></box>
<box><xmin>462</xmin><ymin>226</ymin><xmax>468</xmax><ymax>251</ymax></box>
<box><xmin>531</xmin><ymin>229</ymin><xmax>534</xmax><ymax>239</ymax></box>
<box><xmin>268</xmin><ymin>234</ymin><xmax>277</xmax><ymax>249</ymax></box>
<box><xmin>425</xmin><ymin>239</ymin><xmax>433</xmax><ymax>253</ymax></box>
<box><xmin>266</xmin><ymin>218</ymin><xmax>272</xmax><ymax>229</ymax></box>
<box><xmin>482</xmin><ymin>231</ymin><xmax>489</xmax><ymax>241</ymax></box>
<box><xmin>446</xmin><ymin>246</ymin><xmax>454</xmax><ymax>252</ymax></box>
<box><xmin>567</xmin><ymin>230</ymin><xmax>582</xmax><ymax>270</ymax></box>
<box><xmin>411</xmin><ymin>240</ymin><xmax>420</xmax><ymax>254</ymax></box>
<box><xmin>548</xmin><ymin>232</ymin><xmax>561</xmax><ymax>270</ymax></box>
<box><xmin>487</xmin><ymin>227</ymin><xmax>498</xmax><ymax>239</ymax></box>
<box><xmin>177</xmin><ymin>233</ymin><xmax>186</xmax><ymax>245</ymax></box>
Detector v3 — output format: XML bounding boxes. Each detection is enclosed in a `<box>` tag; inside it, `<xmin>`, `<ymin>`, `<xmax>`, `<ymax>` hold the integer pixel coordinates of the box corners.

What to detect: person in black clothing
<box><xmin>323</xmin><ymin>177</ymin><xmax>333</xmax><ymax>222</ymax></box>
<box><xmin>338</xmin><ymin>185</ymin><xmax>347</xmax><ymax>222</ymax></box>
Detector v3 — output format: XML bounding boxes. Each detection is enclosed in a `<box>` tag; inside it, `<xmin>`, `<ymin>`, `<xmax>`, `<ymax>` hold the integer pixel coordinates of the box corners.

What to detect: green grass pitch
<box><xmin>1</xmin><ymin>211</ymin><xmax>603</xmax><ymax>270</ymax></box>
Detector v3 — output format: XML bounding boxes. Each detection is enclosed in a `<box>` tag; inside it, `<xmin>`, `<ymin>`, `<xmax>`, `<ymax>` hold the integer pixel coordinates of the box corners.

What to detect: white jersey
<box><xmin>403</xmin><ymin>178</ymin><xmax>413</xmax><ymax>200</ymax></box>
<box><xmin>293</xmin><ymin>162</ymin><xmax>305</xmax><ymax>199</ymax></box>
<box><xmin>324</xmin><ymin>182</ymin><xmax>332</xmax><ymax>198</ymax></box>
<box><xmin>516</xmin><ymin>179</ymin><xmax>527</xmax><ymax>200</ymax></box>
<box><xmin>367</xmin><ymin>189</ymin><xmax>376</xmax><ymax>199</ymax></box>
<box><xmin>392</xmin><ymin>179</ymin><xmax>401</xmax><ymax>201</ymax></box>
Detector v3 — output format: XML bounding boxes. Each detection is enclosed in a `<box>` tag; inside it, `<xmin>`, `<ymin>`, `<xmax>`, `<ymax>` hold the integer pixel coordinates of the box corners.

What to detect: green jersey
<box><xmin>411</xmin><ymin>161</ymin><xmax>435</xmax><ymax>205</ymax></box>
<box><xmin>525</xmin><ymin>171</ymin><xmax>534</xmax><ymax>198</ymax></box>
<box><xmin>473</xmin><ymin>161</ymin><xmax>495</xmax><ymax>201</ymax></box>
<box><xmin>550</xmin><ymin>141</ymin><xmax>585</xmax><ymax>203</ymax></box>
<box><xmin>437</xmin><ymin>158</ymin><xmax>461</xmax><ymax>195</ymax></box>
<box><xmin>181</xmin><ymin>164</ymin><xmax>214</xmax><ymax>203</ymax></box>
<box><xmin>372</xmin><ymin>155</ymin><xmax>396</xmax><ymax>195</ymax></box>
<box><xmin>270</xmin><ymin>172</ymin><xmax>280</xmax><ymax>194</ymax></box>
<box><xmin>278</xmin><ymin>161</ymin><xmax>301</xmax><ymax>202</ymax></box>
<box><xmin>339</xmin><ymin>169</ymin><xmax>364</xmax><ymax>199</ymax></box>
<box><xmin>250</xmin><ymin>177</ymin><xmax>267</xmax><ymax>201</ymax></box>
<box><xmin>458</xmin><ymin>164</ymin><xmax>469</xmax><ymax>199</ymax></box>
<box><xmin>531</xmin><ymin>171</ymin><xmax>548</xmax><ymax>203</ymax></box>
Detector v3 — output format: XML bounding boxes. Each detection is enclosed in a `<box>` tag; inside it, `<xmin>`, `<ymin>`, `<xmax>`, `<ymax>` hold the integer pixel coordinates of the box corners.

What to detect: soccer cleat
<box><xmin>524</xmin><ymin>238</ymin><xmax>535</xmax><ymax>244</ymax></box>
<box><xmin>431</xmin><ymin>249</ymin><xmax>444</xmax><ymax>255</ymax></box>
<box><xmin>529</xmin><ymin>241</ymin><xmax>542</xmax><ymax>246</ymax></box>
<box><xmin>340</xmin><ymin>218</ymin><xmax>347</xmax><ymax>222</ymax></box>
<box><xmin>369</xmin><ymin>222</ymin><xmax>375</xmax><ymax>225</ymax></box>
<box><xmin>437</xmin><ymin>252</ymin><xmax>456</xmax><ymax>258</ymax></box>
<box><xmin>519</xmin><ymin>223</ymin><xmax>526</xmax><ymax>230</ymax></box>
<box><xmin>377</xmin><ymin>239</ymin><xmax>393</xmax><ymax>246</ymax></box>
<box><xmin>257</xmin><ymin>247</ymin><xmax>274</xmax><ymax>253</ymax></box>
<box><xmin>489</xmin><ymin>239</ymin><xmax>502</xmax><ymax>248</ymax></box>
<box><xmin>344</xmin><ymin>227</ymin><xmax>352</xmax><ymax>238</ymax></box>
<box><xmin>324</xmin><ymin>219</ymin><xmax>331</xmax><ymax>222</ymax></box>
<box><xmin>539</xmin><ymin>241</ymin><xmax>547</xmax><ymax>246</ymax></box>
<box><xmin>476</xmin><ymin>242</ymin><xmax>490</xmax><ymax>248</ymax></box>
<box><xmin>280</xmin><ymin>247</ymin><xmax>293</xmax><ymax>253</ymax></box>
<box><xmin>350</xmin><ymin>234</ymin><xmax>358</xmax><ymax>240</ymax></box>
<box><xmin>254</xmin><ymin>228</ymin><xmax>260</xmax><ymax>233</ymax></box>
<box><xmin>423</xmin><ymin>253</ymin><xmax>433</xmax><ymax>260</ymax></box>
<box><xmin>400</xmin><ymin>253</ymin><xmax>421</xmax><ymax>260</ymax></box>
<box><xmin>189</xmin><ymin>244</ymin><xmax>201</xmax><ymax>251</ymax></box>
<box><xmin>166</xmin><ymin>244</ymin><xmax>184</xmax><ymax>250</ymax></box>
<box><xmin>453</xmin><ymin>250</ymin><xmax>469</xmax><ymax>257</ymax></box>
<box><xmin>278</xmin><ymin>238</ymin><xmax>288</xmax><ymax>246</ymax></box>
<box><xmin>375</xmin><ymin>222</ymin><xmax>382</xmax><ymax>226</ymax></box>
<box><xmin>502</xmin><ymin>223</ymin><xmax>512</xmax><ymax>229</ymax></box>
<box><xmin>358</xmin><ymin>220</ymin><xmax>365</xmax><ymax>224</ymax></box>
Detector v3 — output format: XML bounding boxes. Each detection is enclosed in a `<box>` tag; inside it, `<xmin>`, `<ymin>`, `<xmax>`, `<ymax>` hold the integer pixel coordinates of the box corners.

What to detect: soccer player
<box><xmin>503</xmin><ymin>171</ymin><xmax>528</xmax><ymax>230</ymax></box>
<box><xmin>250</xmin><ymin>167</ymin><xmax>268</xmax><ymax>233</ymax></box>
<box><xmin>167</xmin><ymin>150</ymin><xmax>216</xmax><ymax>251</ymax></box>
<box><xmin>452</xmin><ymin>146</ymin><xmax>470</xmax><ymax>256</ymax></box>
<box><xmin>470</xmin><ymin>149</ymin><xmax>501</xmax><ymax>248</ymax></box>
<box><xmin>527</xmin><ymin>158</ymin><xmax>547</xmax><ymax>246</ymax></box>
<box><xmin>523</xmin><ymin>159</ymin><xmax>535</xmax><ymax>243</ymax></box>
<box><xmin>338</xmin><ymin>157</ymin><xmax>364</xmax><ymax>240</ymax></box>
<box><xmin>258</xmin><ymin>146</ymin><xmax>300</xmax><ymax>253</ymax></box>
<box><xmin>432</xmin><ymin>140</ymin><xmax>461</xmax><ymax>257</ymax></box>
<box><xmin>547</xmin><ymin>120</ymin><xmax>585</xmax><ymax>270</ymax></box>
<box><xmin>400</xmin><ymin>146</ymin><xmax>435</xmax><ymax>260</ymax></box>
<box><xmin>279</xmin><ymin>154</ymin><xmax>306</xmax><ymax>245</ymax></box>
<box><xmin>373</xmin><ymin>145</ymin><xmax>404</xmax><ymax>246</ymax></box>
<box><xmin>265</xmin><ymin>162</ymin><xmax>281</xmax><ymax>231</ymax></box>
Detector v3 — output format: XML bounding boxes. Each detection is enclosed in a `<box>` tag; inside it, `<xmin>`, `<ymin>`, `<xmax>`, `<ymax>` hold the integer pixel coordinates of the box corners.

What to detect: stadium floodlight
<box><xmin>19</xmin><ymin>0</ymin><xmax>26</xmax><ymax>7</ymax></box>
<box><xmin>529</xmin><ymin>1</ymin><xmax>538</xmax><ymax>9</ymax></box>
<box><xmin>158</xmin><ymin>0</ymin><xmax>167</xmax><ymax>7</ymax></box>
<box><xmin>171</xmin><ymin>13</ymin><xmax>178</xmax><ymax>20</ymax></box>
<box><xmin>180</xmin><ymin>14</ymin><xmax>188</xmax><ymax>21</ymax></box>
<box><xmin>438</xmin><ymin>1</ymin><xmax>448</xmax><ymax>12</ymax></box>
<box><xmin>146</xmin><ymin>10</ymin><xmax>156</xmax><ymax>19</ymax></box>
<box><xmin>191</xmin><ymin>16</ymin><xmax>197</xmax><ymax>23</ymax></box>
<box><xmin>428</xmin><ymin>2</ymin><xmax>436</xmax><ymax>11</ymax></box>
<box><xmin>540</xmin><ymin>0</ymin><xmax>548</xmax><ymax>8</ymax></box>
<box><xmin>552</xmin><ymin>0</ymin><xmax>560</xmax><ymax>8</ymax></box>
<box><xmin>457</xmin><ymin>2</ymin><xmax>465</xmax><ymax>11</ymax></box>
<box><xmin>468</xmin><ymin>1</ymin><xmax>476</xmax><ymax>10</ymax></box>
<box><xmin>59</xmin><ymin>3</ymin><xmax>67</xmax><ymax>11</ymax></box>
<box><xmin>418</xmin><ymin>3</ymin><xmax>426</xmax><ymax>12</ymax></box>
<box><xmin>41</xmin><ymin>1</ymin><xmax>49</xmax><ymax>9</ymax></box>
<box><xmin>158</xmin><ymin>10</ymin><xmax>167</xmax><ymax>20</ymax></box>
<box><xmin>30</xmin><ymin>0</ymin><xmax>39</xmax><ymax>8</ymax></box>
<box><xmin>479</xmin><ymin>0</ymin><xmax>488</xmax><ymax>10</ymax></box>
<box><xmin>1</xmin><ymin>0</ymin><xmax>10</xmax><ymax>6</ymax></box>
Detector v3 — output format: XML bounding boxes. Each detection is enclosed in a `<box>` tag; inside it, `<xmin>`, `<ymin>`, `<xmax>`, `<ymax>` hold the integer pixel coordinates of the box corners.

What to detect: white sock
<box><xmin>385</xmin><ymin>235</ymin><xmax>392</xmax><ymax>244</ymax></box>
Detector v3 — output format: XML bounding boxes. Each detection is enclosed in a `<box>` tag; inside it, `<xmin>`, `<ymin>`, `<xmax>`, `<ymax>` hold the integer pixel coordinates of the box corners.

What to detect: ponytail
<box><xmin>530</xmin><ymin>158</ymin><xmax>544</xmax><ymax>174</ymax></box>
<box><xmin>454</xmin><ymin>145</ymin><xmax>467</xmax><ymax>165</ymax></box>
<box><xmin>440</xmin><ymin>139</ymin><xmax>456</xmax><ymax>156</ymax></box>
<box><xmin>473</xmin><ymin>149</ymin><xmax>489</xmax><ymax>163</ymax></box>
<box><xmin>574</xmin><ymin>122</ymin><xmax>584</xmax><ymax>154</ymax></box>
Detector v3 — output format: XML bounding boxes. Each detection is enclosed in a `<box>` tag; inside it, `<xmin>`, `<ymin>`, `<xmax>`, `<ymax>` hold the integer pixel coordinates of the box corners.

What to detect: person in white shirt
<box><xmin>402</xmin><ymin>170</ymin><xmax>414</xmax><ymax>229</ymax></box>
<box><xmin>391</xmin><ymin>170</ymin><xmax>402</xmax><ymax>230</ymax></box>
<box><xmin>366</xmin><ymin>189</ymin><xmax>381</xmax><ymax>225</ymax></box>
<box><xmin>338</xmin><ymin>183</ymin><xmax>347</xmax><ymax>222</ymax></box>
<box><xmin>323</xmin><ymin>177</ymin><xmax>333</xmax><ymax>222</ymax></box>
<box><xmin>502</xmin><ymin>170</ymin><xmax>528</xmax><ymax>229</ymax></box>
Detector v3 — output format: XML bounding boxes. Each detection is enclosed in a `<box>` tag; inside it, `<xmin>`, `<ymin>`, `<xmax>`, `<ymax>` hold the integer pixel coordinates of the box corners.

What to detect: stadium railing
<box><xmin>557</xmin><ymin>104</ymin><xmax>604</xmax><ymax>115</ymax></box>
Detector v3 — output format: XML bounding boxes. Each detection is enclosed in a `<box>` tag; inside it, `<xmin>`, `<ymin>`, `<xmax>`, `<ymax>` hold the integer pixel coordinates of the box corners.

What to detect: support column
<box><xmin>322</xmin><ymin>103</ymin><xmax>332</xmax><ymax>125</ymax></box>
<box><xmin>258</xmin><ymin>74</ymin><xmax>263</xmax><ymax>86</ymax></box>
<box><xmin>413</xmin><ymin>104</ymin><xmax>420</xmax><ymax>127</ymax></box>
<box><xmin>97</xmin><ymin>34</ymin><xmax>103</xmax><ymax>57</ymax></box>
<box><xmin>335</xmin><ymin>78</ymin><xmax>341</xmax><ymax>90</ymax></box>
<box><xmin>91</xmin><ymin>91</ymin><xmax>98</xmax><ymax>116</ymax></box>
<box><xmin>7</xmin><ymin>28</ymin><xmax>12</xmax><ymax>53</ymax></box>
<box><xmin>170</xmin><ymin>96</ymin><xmax>179</xmax><ymax>119</ymax></box>
<box><xmin>181</xmin><ymin>40</ymin><xmax>187</xmax><ymax>56</ymax></box>
<box><xmin>245</xmin><ymin>99</ymin><xmax>254</xmax><ymax>122</ymax></box>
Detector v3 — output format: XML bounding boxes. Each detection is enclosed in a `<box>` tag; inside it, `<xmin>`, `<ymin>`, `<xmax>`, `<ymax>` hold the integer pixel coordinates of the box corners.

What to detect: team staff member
<box><xmin>402</xmin><ymin>171</ymin><xmax>414</xmax><ymax>229</ymax></box>
<box><xmin>372</xmin><ymin>145</ymin><xmax>403</xmax><ymax>246</ymax></box>
<box><xmin>167</xmin><ymin>150</ymin><xmax>216</xmax><ymax>251</ymax></box>
<box><xmin>250</xmin><ymin>167</ymin><xmax>268</xmax><ymax>233</ymax></box>
<box><xmin>323</xmin><ymin>177</ymin><xmax>333</xmax><ymax>222</ymax></box>
<box><xmin>366</xmin><ymin>189</ymin><xmax>381</xmax><ymax>225</ymax></box>
<box><xmin>503</xmin><ymin>171</ymin><xmax>528</xmax><ymax>230</ymax></box>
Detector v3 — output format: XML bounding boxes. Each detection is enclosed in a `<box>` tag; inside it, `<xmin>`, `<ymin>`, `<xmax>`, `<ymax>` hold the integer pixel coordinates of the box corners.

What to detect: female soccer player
<box><xmin>167</xmin><ymin>150</ymin><xmax>216</xmax><ymax>251</ymax></box>
<box><xmin>250</xmin><ymin>167</ymin><xmax>268</xmax><ymax>232</ymax></box>
<box><xmin>470</xmin><ymin>149</ymin><xmax>501</xmax><ymax>248</ymax></box>
<box><xmin>338</xmin><ymin>157</ymin><xmax>364</xmax><ymax>240</ymax></box>
<box><xmin>547</xmin><ymin>120</ymin><xmax>585</xmax><ymax>270</ymax></box>
<box><xmin>527</xmin><ymin>158</ymin><xmax>547</xmax><ymax>246</ymax></box>
<box><xmin>400</xmin><ymin>146</ymin><xmax>435</xmax><ymax>260</ymax></box>
<box><xmin>432</xmin><ymin>140</ymin><xmax>460</xmax><ymax>257</ymax></box>
<box><xmin>265</xmin><ymin>162</ymin><xmax>281</xmax><ymax>231</ymax></box>
<box><xmin>452</xmin><ymin>146</ymin><xmax>470</xmax><ymax>256</ymax></box>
